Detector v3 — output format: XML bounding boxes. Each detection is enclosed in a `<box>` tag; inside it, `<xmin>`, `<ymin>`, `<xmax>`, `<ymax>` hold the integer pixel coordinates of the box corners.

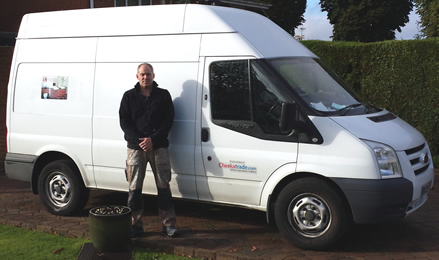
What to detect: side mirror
<box><xmin>280</xmin><ymin>102</ymin><xmax>297</xmax><ymax>133</ymax></box>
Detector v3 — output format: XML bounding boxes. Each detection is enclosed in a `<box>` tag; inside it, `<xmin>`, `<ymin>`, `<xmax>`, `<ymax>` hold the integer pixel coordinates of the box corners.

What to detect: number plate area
<box><xmin>407</xmin><ymin>180</ymin><xmax>432</xmax><ymax>213</ymax></box>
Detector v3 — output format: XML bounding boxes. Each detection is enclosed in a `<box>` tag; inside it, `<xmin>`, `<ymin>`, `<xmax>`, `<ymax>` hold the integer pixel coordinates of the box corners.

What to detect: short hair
<box><xmin>137</xmin><ymin>62</ymin><xmax>154</xmax><ymax>73</ymax></box>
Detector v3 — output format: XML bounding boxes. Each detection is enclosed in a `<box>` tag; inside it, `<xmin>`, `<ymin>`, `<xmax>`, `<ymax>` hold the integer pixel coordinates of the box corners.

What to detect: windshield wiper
<box><xmin>339</xmin><ymin>103</ymin><xmax>363</xmax><ymax>116</ymax></box>
<box><xmin>362</xmin><ymin>101</ymin><xmax>379</xmax><ymax>114</ymax></box>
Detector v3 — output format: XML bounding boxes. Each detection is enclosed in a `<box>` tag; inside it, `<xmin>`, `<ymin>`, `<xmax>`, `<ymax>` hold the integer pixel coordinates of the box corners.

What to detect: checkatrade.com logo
<box><xmin>219</xmin><ymin>161</ymin><xmax>257</xmax><ymax>173</ymax></box>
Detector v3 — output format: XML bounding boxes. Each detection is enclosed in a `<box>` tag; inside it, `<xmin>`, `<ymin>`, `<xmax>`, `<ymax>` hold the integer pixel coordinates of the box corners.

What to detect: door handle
<box><xmin>201</xmin><ymin>128</ymin><xmax>209</xmax><ymax>142</ymax></box>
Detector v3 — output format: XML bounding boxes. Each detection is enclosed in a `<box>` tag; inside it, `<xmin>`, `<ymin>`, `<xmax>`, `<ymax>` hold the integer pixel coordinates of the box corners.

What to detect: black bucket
<box><xmin>89</xmin><ymin>205</ymin><xmax>132</xmax><ymax>253</ymax></box>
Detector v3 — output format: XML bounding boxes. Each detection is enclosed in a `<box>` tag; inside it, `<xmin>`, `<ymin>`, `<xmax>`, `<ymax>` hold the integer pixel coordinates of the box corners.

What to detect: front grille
<box><xmin>405</xmin><ymin>143</ymin><xmax>430</xmax><ymax>175</ymax></box>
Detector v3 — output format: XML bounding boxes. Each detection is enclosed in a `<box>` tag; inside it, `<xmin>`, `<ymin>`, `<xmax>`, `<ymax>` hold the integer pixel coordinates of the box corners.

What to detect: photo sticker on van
<box><xmin>41</xmin><ymin>76</ymin><xmax>68</xmax><ymax>100</ymax></box>
<box><xmin>219</xmin><ymin>161</ymin><xmax>257</xmax><ymax>173</ymax></box>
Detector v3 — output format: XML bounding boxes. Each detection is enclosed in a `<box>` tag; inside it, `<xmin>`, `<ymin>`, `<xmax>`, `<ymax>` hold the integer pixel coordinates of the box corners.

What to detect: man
<box><xmin>119</xmin><ymin>62</ymin><xmax>178</xmax><ymax>238</ymax></box>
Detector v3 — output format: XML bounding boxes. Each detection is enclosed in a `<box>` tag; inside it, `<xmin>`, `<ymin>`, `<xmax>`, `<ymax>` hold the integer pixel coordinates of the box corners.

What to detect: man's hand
<box><xmin>139</xmin><ymin>137</ymin><xmax>153</xmax><ymax>152</ymax></box>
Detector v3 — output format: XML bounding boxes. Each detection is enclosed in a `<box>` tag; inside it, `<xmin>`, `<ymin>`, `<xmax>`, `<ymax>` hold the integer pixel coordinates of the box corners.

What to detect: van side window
<box><xmin>210</xmin><ymin>60</ymin><xmax>286</xmax><ymax>135</ymax></box>
<box><xmin>210</xmin><ymin>60</ymin><xmax>251</xmax><ymax>121</ymax></box>
<box><xmin>250</xmin><ymin>62</ymin><xmax>285</xmax><ymax>134</ymax></box>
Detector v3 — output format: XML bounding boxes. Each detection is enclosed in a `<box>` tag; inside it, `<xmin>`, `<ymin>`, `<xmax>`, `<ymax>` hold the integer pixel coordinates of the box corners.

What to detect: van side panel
<box><xmin>10</xmin><ymin>38</ymin><xmax>97</xmax><ymax>187</ymax></box>
<box><xmin>16</xmin><ymin>38</ymin><xmax>96</xmax><ymax>62</ymax></box>
<box><xmin>92</xmin><ymin>35</ymin><xmax>201</xmax><ymax>199</ymax></box>
<box><xmin>95</xmin><ymin>35</ymin><xmax>201</xmax><ymax>63</ymax></box>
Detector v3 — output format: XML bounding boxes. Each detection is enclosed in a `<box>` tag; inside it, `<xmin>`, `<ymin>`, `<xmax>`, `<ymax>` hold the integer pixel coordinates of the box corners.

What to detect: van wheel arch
<box><xmin>271</xmin><ymin>174</ymin><xmax>353</xmax><ymax>249</ymax></box>
<box><xmin>32</xmin><ymin>152</ymin><xmax>77</xmax><ymax>194</ymax></box>
<box><xmin>267</xmin><ymin>172</ymin><xmax>316</xmax><ymax>223</ymax></box>
<box><xmin>37</xmin><ymin>158</ymin><xmax>89</xmax><ymax>216</ymax></box>
<box><xmin>267</xmin><ymin>173</ymin><xmax>352</xmax><ymax>226</ymax></box>
<box><xmin>267</xmin><ymin>172</ymin><xmax>350</xmax><ymax>215</ymax></box>
<box><xmin>31</xmin><ymin>153</ymin><xmax>90</xmax><ymax>216</ymax></box>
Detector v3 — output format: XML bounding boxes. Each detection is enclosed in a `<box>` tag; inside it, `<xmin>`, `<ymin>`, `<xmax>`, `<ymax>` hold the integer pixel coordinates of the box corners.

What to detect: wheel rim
<box><xmin>46</xmin><ymin>172</ymin><xmax>71</xmax><ymax>208</ymax></box>
<box><xmin>287</xmin><ymin>194</ymin><xmax>331</xmax><ymax>238</ymax></box>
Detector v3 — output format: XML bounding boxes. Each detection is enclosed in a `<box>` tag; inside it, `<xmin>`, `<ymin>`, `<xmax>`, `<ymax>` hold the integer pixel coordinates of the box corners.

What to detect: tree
<box><xmin>320</xmin><ymin>0</ymin><xmax>413</xmax><ymax>42</ymax></box>
<box><xmin>266</xmin><ymin>0</ymin><xmax>307</xmax><ymax>35</ymax></box>
<box><xmin>414</xmin><ymin>0</ymin><xmax>439</xmax><ymax>38</ymax></box>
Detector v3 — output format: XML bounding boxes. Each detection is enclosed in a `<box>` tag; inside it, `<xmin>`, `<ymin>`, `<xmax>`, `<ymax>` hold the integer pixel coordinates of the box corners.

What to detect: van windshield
<box><xmin>265</xmin><ymin>57</ymin><xmax>374</xmax><ymax>115</ymax></box>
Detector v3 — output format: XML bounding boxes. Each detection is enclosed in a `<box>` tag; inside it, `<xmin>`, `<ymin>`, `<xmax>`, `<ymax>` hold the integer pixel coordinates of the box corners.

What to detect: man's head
<box><xmin>136</xmin><ymin>63</ymin><xmax>155</xmax><ymax>89</ymax></box>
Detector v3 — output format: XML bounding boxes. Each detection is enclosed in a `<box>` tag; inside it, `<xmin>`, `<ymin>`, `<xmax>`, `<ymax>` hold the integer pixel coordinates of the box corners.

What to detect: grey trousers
<box><xmin>125</xmin><ymin>148</ymin><xmax>176</xmax><ymax>229</ymax></box>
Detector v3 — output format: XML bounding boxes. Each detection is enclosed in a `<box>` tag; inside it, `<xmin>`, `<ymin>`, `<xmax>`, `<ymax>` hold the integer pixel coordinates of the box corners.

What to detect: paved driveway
<box><xmin>0</xmin><ymin>170</ymin><xmax>438</xmax><ymax>260</ymax></box>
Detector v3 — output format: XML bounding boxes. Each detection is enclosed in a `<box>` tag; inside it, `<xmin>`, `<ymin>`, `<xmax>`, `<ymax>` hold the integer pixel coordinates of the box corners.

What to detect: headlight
<box><xmin>363</xmin><ymin>140</ymin><xmax>402</xmax><ymax>179</ymax></box>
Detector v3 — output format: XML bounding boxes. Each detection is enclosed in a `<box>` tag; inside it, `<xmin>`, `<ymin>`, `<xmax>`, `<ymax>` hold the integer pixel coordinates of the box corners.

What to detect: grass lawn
<box><xmin>0</xmin><ymin>224</ymin><xmax>199</xmax><ymax>260</ymax></box>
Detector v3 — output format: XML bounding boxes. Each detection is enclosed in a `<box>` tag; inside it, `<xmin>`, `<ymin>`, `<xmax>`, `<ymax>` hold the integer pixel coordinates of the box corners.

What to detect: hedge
<box><xmin>302</xmin><ymin>38</ymin><xmax>439</xmax><ymax>156</ymax></box>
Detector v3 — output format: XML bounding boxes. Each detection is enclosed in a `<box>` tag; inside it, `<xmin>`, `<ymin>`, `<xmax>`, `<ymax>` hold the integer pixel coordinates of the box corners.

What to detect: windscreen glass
<box><xmin>266</xmin><ymin>57</ymin><xmax>368</xmax><ymax>115</ymax></box>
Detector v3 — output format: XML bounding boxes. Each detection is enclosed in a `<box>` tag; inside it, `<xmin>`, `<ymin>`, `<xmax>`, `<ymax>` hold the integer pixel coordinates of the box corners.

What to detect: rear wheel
<box><xmin>274</xmin><ymin>177</ymin><xmax>350</xmax><ymax>250</ymax></box>
<box><xmin>38</xmin><ymin>160</ymin><xmax>89</xmax><ymax>216</ymax></box>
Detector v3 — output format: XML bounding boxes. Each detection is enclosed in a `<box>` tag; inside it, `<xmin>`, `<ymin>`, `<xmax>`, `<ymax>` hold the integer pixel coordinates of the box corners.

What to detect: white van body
<box><xmin>5</xmin><ymin>4</ymin><xmax>434</xmax><ymax>249</ymax></box>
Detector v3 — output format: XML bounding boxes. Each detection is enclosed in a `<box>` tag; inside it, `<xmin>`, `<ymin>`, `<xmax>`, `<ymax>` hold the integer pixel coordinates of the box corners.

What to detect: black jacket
<box><xmin>119</xmin><ymin>81</ymin><xmax>174</xmax><ymax>150</ymax></box>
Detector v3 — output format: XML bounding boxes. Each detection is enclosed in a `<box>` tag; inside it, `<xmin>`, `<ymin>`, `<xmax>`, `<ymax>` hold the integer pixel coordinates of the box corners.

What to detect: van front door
<box><xmin>199</xmin><ymin>57</ymin><xmax>299</xmax><ymax>206</ymax></box>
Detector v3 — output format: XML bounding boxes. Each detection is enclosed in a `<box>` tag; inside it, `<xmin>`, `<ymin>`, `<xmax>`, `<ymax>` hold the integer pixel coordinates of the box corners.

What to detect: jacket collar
<box><xmin>134</xmin><ymin>81</ymin><xmax>159</xmax><ymax>95</ymax></box>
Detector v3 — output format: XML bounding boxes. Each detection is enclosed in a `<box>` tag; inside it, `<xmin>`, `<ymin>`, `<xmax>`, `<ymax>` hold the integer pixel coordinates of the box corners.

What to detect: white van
<box><xmin>5</xmin><ymin>4</ymin><xmax>434</xmax><ymax>249</ymax></box>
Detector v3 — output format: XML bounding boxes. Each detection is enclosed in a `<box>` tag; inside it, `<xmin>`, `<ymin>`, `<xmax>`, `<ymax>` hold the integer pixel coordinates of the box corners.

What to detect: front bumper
<box><xmin>331</xmin><ymin>177</ymin><xmax>420</xmax><ymax>224</ymax></box>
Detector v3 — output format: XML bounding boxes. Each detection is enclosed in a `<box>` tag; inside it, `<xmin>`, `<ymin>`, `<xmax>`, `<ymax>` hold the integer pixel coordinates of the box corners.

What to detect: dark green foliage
<box><xmin>266</xmin><ymin>0</ymin><xmax>307</xmax><ymax>34</ymax></box>
<box><xmin>302</xmin><ymin>39</ymin><xmax>439</xmax><ymax>155</ymax></box>
<box><xmin>414</xmin><ymin>0</ymin><xmax>439</xmax><ymax>38</ymax></box>
<box><xmin>319</xmin><ymin>0</ymin><xmax>413</xmax><ymax>42</ymax></box>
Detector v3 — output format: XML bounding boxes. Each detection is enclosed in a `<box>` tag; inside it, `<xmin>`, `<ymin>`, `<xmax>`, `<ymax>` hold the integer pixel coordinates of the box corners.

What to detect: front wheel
<box><xmin>274</xmin><ymin>177</ymin><xmax>351</xmax><ymax>250</ymax></box>
<box><xmin>38</xmin><ymin>160</ymin><xmax>89</xmax><ymax>216</ymax></box>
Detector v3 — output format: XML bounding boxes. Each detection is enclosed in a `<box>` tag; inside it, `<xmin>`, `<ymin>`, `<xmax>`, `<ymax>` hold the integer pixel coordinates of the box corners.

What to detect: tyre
<box><xmin>274</xmin><ymin>177</ymin><xmax>350</xmax><ymax>250</ymax></box>
<box><xmin>38</xmin><ymin>160</ymin><xmax>89</xmax><ymax>216</ymax></box>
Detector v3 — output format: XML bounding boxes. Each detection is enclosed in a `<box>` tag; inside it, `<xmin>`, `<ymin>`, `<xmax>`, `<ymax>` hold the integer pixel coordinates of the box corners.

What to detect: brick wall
<box><xmin>0</xmin><ymin>47</ymin><xmax>14</xmax><ymax>171</ymax></box>
<box><xmin>95</xmin><ymin>0</ymin><xmax>115</xmax><ymax>8</ymax></box>
<box><xmin>0</xmin><ymin>0</ymin><xmax>114</xmax><ymax>33</ymax></box>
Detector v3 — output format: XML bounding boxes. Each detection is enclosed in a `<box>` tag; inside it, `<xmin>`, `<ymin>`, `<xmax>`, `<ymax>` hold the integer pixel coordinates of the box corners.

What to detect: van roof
<box><xmin>18</xmin><ymin>4</ymin><xmax>267</xmax><ymax>38</ymax></box>
<box><xmin>17</xmin><ymin>4</ymin><xmax>317</xmax><ymax>59</ymax></box>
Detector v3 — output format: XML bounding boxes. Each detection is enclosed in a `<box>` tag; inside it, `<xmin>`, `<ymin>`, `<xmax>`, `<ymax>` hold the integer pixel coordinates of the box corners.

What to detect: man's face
<box><xmin>136</xmin><ymin>65</ymin><xmax>155</xmax><ymax>88</ymax></box>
